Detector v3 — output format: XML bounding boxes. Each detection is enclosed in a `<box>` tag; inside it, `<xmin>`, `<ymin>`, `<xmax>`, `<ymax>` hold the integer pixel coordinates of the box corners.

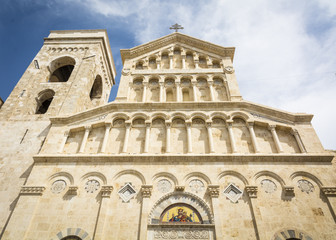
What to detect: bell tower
<box><xmin>0</xmin><ymin>29</ymin><xmax>116</xmax><ymax>120</ymax></box>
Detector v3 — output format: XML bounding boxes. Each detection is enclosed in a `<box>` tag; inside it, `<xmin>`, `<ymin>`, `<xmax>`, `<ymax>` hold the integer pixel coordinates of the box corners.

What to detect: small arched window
<box><xmin>135</xmin><ymin>61</ymin><xmax>143</xmax><ymax>69</ymax></box>
<box><xmin>90</xmin><ymin>75</ymin><xmax>103</xmax><ymax>101</ymax></box>
<box><xmin>35</xmin><ymin>89</ymin><xmax>55</xmax><ymax>114</ymax></box>
<box><xmin>49</xmin><ymin>57</ymin><xmax>76</xmax><ymax>82</ymax></box>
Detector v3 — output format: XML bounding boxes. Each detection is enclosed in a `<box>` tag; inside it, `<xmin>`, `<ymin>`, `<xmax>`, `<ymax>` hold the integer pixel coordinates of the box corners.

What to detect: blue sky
<box><xmin>0</xmin><ymin>0</ymin><xmax>335</xmax><ymax>150</ymax></box>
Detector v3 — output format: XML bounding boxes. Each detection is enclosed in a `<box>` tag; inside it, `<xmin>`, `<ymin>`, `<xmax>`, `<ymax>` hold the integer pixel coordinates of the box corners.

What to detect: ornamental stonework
<box><xmin>261</xmin><ymin>179</ymin><xmax>277</xmax><ymax>193</ymax></box>
<box><xmin>157</xmin><ymin>179</ymin><xmax>172</xmax><ymax>193</ymax></box>
<box><xmin>51</xmin><ymin>180</ymin><xmax>67</xmax><ymax>194</ymax></box>
<box><xmin>189</xmin><ymin>179</ymin><xmax>205</xmax><ymax>193</ymax></box>
<box><xmin>154</xmin><ymin>229</ymin><xmax>209</xmax><ymax>239</ymax></box>
<box><xmin>84</xmin><ymin>179</ymin><xmax>100</xmax><ymax>193</ymax></box>
<box><xmin>298</xmin><ymin>179</ymin><xmax>314</xmax><ymax>194</ymax></box>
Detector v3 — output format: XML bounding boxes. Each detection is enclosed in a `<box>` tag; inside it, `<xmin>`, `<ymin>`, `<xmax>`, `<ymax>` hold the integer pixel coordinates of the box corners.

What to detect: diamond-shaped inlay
<box><xmin>223</xmin><ymin>183</ymin><xmax>243</xmax><ymax>203</ymax></box>
<box><xmin>118</xmin><ymin>183</ymin><xmax>137</xmax><ymax>202</ymax></box>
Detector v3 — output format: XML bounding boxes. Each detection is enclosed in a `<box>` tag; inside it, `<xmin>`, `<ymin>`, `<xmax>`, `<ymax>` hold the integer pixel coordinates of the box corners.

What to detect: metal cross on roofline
<box><xmin>170</xmin><ymin>23</ymin><xmax>184</xmax><ymax>32</ymax></box>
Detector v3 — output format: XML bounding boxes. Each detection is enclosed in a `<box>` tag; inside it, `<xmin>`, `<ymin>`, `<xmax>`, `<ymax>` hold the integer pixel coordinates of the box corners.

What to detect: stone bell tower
<box><xmin>0</xmin><ymin>30</ymin><xmax>116</xmax><ymax>236</ymax></box>
<box><xmin>0</xmin><ymin>29</ymin><xmax>115</xmax><ymax>120</ymax></box>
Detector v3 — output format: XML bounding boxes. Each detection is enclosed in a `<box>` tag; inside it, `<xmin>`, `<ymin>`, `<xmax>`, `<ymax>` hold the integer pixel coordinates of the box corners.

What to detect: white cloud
<box><xmin>82</xmin><ymin>0</ymin><xmax>336</xmax><ymax>149</ymax></box>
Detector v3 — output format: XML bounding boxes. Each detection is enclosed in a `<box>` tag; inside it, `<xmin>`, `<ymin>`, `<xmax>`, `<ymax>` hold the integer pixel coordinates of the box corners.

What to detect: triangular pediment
<box><xmin>120</xmin><ymin>32</ymin><xmax>235</xmax><ymax>63</ymax></box>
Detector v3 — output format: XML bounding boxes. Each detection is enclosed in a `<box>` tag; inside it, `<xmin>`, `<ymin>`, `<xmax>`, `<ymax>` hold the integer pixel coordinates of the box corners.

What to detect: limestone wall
<box><xmin>2</xmin><ymin>160</ymin><xmax>335</xmax><ymax>239</ymax></box>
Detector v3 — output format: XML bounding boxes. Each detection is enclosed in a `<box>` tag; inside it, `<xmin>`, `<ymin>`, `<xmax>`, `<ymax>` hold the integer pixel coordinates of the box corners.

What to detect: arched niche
<box><xmin>149</xmin><ymin>192</ymin><xmax>214</xmax><ymax>224</ymax></box>
<box><xmin>35</xmin><ymin>89</ymin><xmax>55</xmax><ymax>114</ymax></box>
<box><xmin>148</xmin><ymin>192</ymin><xmax>215</xmax><ymax>239</ymax></box>
<box><xmin>90</xmin><ymin>75</ymin><xmax>103</xmax><ymax>105</ymax></box>
<box><xmin>49</xmin><ymin>56</ymin><xmax>75</xmax><ymax>82</ymax></box>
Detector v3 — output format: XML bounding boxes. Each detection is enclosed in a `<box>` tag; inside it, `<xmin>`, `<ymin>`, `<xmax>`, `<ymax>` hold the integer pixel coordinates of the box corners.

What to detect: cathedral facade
<box><xmin>0</xmin><ymin>29</ymin><xmax>335</xmax><ymax>240</ymax></box>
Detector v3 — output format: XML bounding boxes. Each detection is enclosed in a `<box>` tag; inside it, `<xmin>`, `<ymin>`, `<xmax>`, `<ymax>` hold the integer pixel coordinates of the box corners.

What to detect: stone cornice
<box><xmin>120</xmin><ymin>32</ymin><xmax>235</xmax><ymax>63</ymax></box>
<box><xmin>33</xmin><ymin>154</ymin><xmax>334</xmax><ymax>163</ymax></box>
<box><xmin>49</xmin><ymin>101</ymin><xmax>313</xmax><ymax>126</ymax></box>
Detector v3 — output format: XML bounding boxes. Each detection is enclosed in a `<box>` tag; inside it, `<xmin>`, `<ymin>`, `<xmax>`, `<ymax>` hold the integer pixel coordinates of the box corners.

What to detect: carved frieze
<box><xmin>153</xmin><ymin>229</ymin><xmax>210</xmax><ymax>239</ymax></box>
<box><xmin>20</xmin><ymin>186</ymin><xmax>45</xmax><ymax>195</ymax></box>
<box><xmin>321</xmin><ymin>187</ymin><xmax>336</xmax><ymax>196</ymax></box>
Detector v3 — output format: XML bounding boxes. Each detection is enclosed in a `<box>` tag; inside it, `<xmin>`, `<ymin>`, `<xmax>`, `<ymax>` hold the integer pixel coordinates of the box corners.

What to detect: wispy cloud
<box><xmin>70</xmin><ymin>0</ymin><xmax>336</xmax><ymax>149</ymax></box>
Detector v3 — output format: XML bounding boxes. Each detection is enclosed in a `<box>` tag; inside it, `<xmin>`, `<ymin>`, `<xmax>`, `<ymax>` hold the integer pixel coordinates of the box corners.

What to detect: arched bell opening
<box><xmin>49</xmin><ymin>56</ymin><xmax>76</xmax><ymax>82</ymax></box>
<box><xmin>35</xmin><ymin>89</ymin><xmax>55</xmax><ymax>114</ymax></box>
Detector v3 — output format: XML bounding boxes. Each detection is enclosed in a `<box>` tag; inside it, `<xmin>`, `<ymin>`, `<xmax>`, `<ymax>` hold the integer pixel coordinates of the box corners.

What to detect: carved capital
<box><xmin>207</xmin><ymin>185</ymin><xmax>220</xmax><ymax>198</ymax></box>
<box><xmin>246</xmin><ymin>121</ymin><xmax>254</xmax><ymax>128</ymax></box>
<box><xmin>101</xmin><ymin>185</ymin><xmax>113</xmax><ymax>198</ymax></box>
<box><xmin>185</xmin><ymin>120</ymin><xmax>192</xmax><ymax>127</ymax></box>
<box><xmin>141</xmin><ymin>185</ymin><xmax>153</xmax><ymax>198</ymax></box>
<box><xmin>268</xmin><ymin>124</ymin><xmax>276</xmax><ymax>131</ymax></box>
<box><xmin>283</xmin><ymin>186</ymin><xmax>295</xmax><ymax>197</ymax></box>
<box><xmin>321</xmin><ymin>187</ymin><xmax>336</xmax><ymax>197</ymax></box>
<box><xmin>206</xmin><ymin>121</ymin><xmax>212</xmax><ymax>128</ymax></box>
<box><xmin>105</xmin><ymin>122</ymin><xmax>112</xmax><ymax>129</ymax></box>
<box><xmin>175</xmin><ymin>186</ymin><xmax>185</xmax><ymax>192</ymax></box>
<box><xmin>165</xmin><ymin>121</ymin><xmax>172</xmax><ymax>128</ymax></box>
<box><xmin>245</xmin><ymin>186</ymin><xmax>258</xmax><ymax>198</ymax></box>
<box><xmin>84</xmin><ymin>125</ymin><xmax>92</xmax><ymax>132</ymax></box>
<box><xmin>145</xmin><ymin>121</ymin><xmax>151</xmax><ymax>128</ymax></box>
<box><xmin>226</xmin><ymin>120</ymin><xmax>233</xmax><ymax>127</ymax></box>
<box><xmin>20</xmin><ymin>186</ymin><xmax>45</xmax><ymax>195</ymax></box>
<box><xmin>290</xmin><ymin>128</ymin><xmax>299</xmax><ymax>136</ymax></box>
<box><xmin>64</xmin><ymin>130</ymin><xmax>70</xmax><ymax>137</ymax></box>
<box><xmin>67</xmin><ymin>186</ymin><xmax>78</xmax><ymax>195</ymax></box>
<box><xmin>125</xmin><ymin>121</ymin><xmax>132</xmax><ymax>129</ymax></box>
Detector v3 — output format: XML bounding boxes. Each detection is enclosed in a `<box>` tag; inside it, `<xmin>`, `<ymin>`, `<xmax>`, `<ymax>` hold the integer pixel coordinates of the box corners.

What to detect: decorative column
<box><xmin>245</xmin><ymin>186</ymin><xmax>261</xmax><ymax>240</ymax></box>
<box><xmin>93</xmin><ymin>186</ymin><xmax>113</xmax><ymax>240</ymax></box>
<box><xmin>139</xmin><ymin>185</ymin><xmax>153</xmax><ymax>240</ymax></box>
<box><xmin>226</xmin><ymin>120</ymin><xmax>237</xmax><ymax>153</ymax></box>
<box><xmin>169</xmin><ymin>54</ymin><xmax>173</xmax><ymax>69</ymax></box>
<box><xmin>247</xmin><ymin>121</ymin><xmax>260</xmax><ymax>153</ymax></box>
<box><xmin>208</xmin><ymin>185</ymin><xmax>223</xmax><ymax>239</ymax></box>
<box><xmin>58</xmin><ymin>130</ymin><xmax>69</xmax><ymax>153</ymax></box>
<box><xmin>159</xmin><ymin>82</ymin><xmax>164</xmax><ymax>102</ymax></box>
<box><xmin>79</xmin><ymin>126</ymin><xmax>91</xmax><ymax>153</ymax></box>
<box><xmin>165</xmin><ymin>121</ymin><xmax>171</xmax><ymax>153</ymax></box>
<box><xmin>192</xmin><ymin>81</ymin><xmax>198</xmax><ymax>102</ymax></box>
<box><xmin>206</xmin><ymin>121</ymin><xmax>215</xmax><ymax>153</ymax></box>
<box><xmin>122</xmin><ymin>121</ymin><xmax>131</xmax><ymax>153</ymax></box>
<box><xmin>194</xmin><ymin>53</ymin><xmax>199</xmax><ymax>68</ymax></box>
<box><xmin>291</xmin><ymin>129</ymin><xmax>306</xmax><ymax>153</ymax></box>
<box><xmin>268</xmin><ymin>125</ymin><xmax>284</xmax><ymax>153</ymax></box>
<box><xmin>186</xmin><ymin>121</ymin><xmax>192</xmax><ymax>153</ymax></box>
<box><xmin>142</xmin><ymin>82</ymin><xmax>148</xmax><ymax>102</ymax></box>
<box><xmin>156</xmin><ymin>59</ymin><xmax>161</xmax><ymax>70</ymax></box>
<box><xmin>100</xmin><ymin>123</ymin><xmax>111</xmax><ymax>153</ymax></box>
<box><xmin>181</xmin><ymin>54</ymin><xmax>186</xmax><ymax>69</ymax></box>
<box><xmin>208</xmin><ymin>81</ymin><xmax>215</xmax><ymax>101</ymax></box>
<box><xmin>144</xmin><ymin>121</ymin><xmax>151</xmax><ymax>153</ymax></box>
<box><xmin>176</xmin><ymin>81</ymin><xmax>182</xmax><ymax>102</ymax></box>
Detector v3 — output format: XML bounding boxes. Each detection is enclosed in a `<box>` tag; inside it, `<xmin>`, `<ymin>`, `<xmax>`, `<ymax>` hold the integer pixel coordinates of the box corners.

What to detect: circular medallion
<box><xmin>260</xmin><ymin>179</ymin><xmax>277</xmax><ymax>193</ymax></box>
<box><xmin>51</xmin><ymin>180</ymin><xmax>66</xmax><ymax>194</ymax></box>
<box><xmin>157</xmin><ymin>179</ymin><xmax>172</xmax><ymax>193</ymax></box>
<box><xmin>85</xmin><ymin>179</ymin><xmax>100</xmax><ymax>193</ymax></box>
<box><xmin>298</xmin><ymin>179</ymin><xmax>314</xmax><ymax>193</ymax></box>
<box><xmin>189</xmin><ymin>179</ymin><xmax>205</xmax><ymax>193</ymax></box>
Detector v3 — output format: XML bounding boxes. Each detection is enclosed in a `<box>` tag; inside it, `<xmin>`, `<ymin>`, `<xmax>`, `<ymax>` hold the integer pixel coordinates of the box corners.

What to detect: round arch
<box><xmin>149</xmin><ymin>192</ymin><xmax>214</xmax><ymax>224</ymax></box>
<box><xmin>272</xmin><ymin>228</ymin><xmax>314</xmax><ymax>240</ymax></box>
<box><xmin>53</xmin><ymin>228</ymin><xmax>91</xmax><ymax>240</ymax></box>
